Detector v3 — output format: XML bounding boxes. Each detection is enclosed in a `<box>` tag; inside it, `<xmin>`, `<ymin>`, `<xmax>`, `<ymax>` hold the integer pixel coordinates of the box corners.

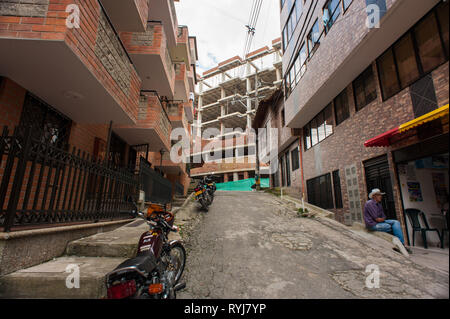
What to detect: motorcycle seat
<box><xmin>113</xmin><ymin>254</ymin><xmax>158</xmax><ymax>276</ymax></box>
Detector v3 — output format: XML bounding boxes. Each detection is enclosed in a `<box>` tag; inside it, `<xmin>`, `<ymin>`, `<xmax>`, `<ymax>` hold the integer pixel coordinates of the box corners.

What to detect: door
<box><xmin>364</xmin><ymin>155</ymin><xmax>397</xmax><ymax>220</ymax></box>
<box><xmin>285</xmin><ymin>153</ymin><xmax>291</xmax><ymax>187</ymax></box>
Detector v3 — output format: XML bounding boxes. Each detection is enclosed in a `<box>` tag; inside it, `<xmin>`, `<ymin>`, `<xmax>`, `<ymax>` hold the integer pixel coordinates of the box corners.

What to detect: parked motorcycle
<box><xmin>204</xmin><ymin>175</ymin><xmax>216</xmax><ymax>194</ymax></box>
<box><xmin>105</xmin><ymin>203</ymin><xmax>186</xmax><ymax>299</ymax></box>
<box><xmin>194</xmin><ymin>180</ymin><xmax>212</xmax><ymax>210</ymax></box>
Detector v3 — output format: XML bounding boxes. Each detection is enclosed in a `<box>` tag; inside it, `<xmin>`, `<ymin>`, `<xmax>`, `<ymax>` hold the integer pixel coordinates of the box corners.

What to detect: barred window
<box><xmin>18</xmin><ymin>93</ymin><xmax>72</xmax><ymax>148</ymax></box>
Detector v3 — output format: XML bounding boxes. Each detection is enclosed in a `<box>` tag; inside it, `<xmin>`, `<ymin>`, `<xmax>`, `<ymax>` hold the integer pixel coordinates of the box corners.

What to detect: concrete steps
<box><xmin>0</xmin><ymin>219</ymin><xmax>181</xmax><ymax>299</ymax></box>
<box><xmin>0</xmin><ymin>256</ymin><xmax>127</xmax><ymax>299</ymax></box>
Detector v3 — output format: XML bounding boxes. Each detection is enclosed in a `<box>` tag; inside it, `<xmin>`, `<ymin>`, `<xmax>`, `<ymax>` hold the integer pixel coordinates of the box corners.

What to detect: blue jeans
<box><xmin>370</xmin><ymin>220</ymin><xmax>405</xmax><ymax>245</ymax></box>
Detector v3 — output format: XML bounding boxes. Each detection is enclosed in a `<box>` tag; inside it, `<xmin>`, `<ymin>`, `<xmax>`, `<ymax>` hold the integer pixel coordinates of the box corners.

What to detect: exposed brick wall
<box><xmin>123</xmin><ymin>94</ymin><xmax>172</xmax><ymax>152</ymax></box>
<box><xmin>68</xmin><ymin>123</ymin><xmax>108</xmax><ymax>156</ymax></box>
<box><xmin>134</xmin><ymin>0</ymin><xmax>149</xmax><ymax>31</ymax></box>
<box><xmin>0</xmin><ymin>78</ymin><xmax>26</xmax><ymax>128</ymax></box>
<box><xmin>301</xmin><ymin>61</ymin><xmax>449</xmax><ymax>225</ymax></box>
<box><xmin>0</xmin><ymin>0</ymin><xmax>141</xmax><ymax>124</ymax></box>
<box><xmin>120</xmin><ymin>22</ymin><xmax>175</xmax><ymax>95</ymax></box>
<box><xmin>0</xmin><ymin>0</ymin><xmax>49</xmax><ymax>18</ymax></box>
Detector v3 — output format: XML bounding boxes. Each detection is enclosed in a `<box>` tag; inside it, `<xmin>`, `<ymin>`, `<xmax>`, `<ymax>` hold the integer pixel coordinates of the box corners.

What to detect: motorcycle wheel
<box><xmin>199</xmin><ymin>197</ymin><xmax>209</xmax><ymax>211</ymax></box>
<box><xmin>208</xmin><ymin>192</ymin><xmax>214</xmax><ymax>204</ymax></box>
<box><xmin>168</xmin><ymin>242</ymin><xmax>186</xmax><ymax>284</ymax></box>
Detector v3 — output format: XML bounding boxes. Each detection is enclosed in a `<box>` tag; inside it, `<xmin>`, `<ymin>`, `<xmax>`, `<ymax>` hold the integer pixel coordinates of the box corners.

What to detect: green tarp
<box><xmin>216</xmin><ymin>178</ymin><xmax>269</xmax><ymax>191</ymax></box>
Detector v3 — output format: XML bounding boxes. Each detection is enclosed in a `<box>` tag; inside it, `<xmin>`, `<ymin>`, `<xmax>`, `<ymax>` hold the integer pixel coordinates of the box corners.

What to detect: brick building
<box><xmin>0</xmin><ymin>0</ymin><xmax>198</xmax><ymax>232</ymax></box>
<box><xmin>280</xmin><ymin>0</ymin><xmax>449</xmax><ymax>247</ymax></box>
<box><xmin>190</xmin><ymin>40</ymin><xmax>283</xmax><ymax>183</ymax></box>
<box><xmin>253</xmin><ymin>88</ymin><xmax>303</xmax><ymax>198</ymax></box>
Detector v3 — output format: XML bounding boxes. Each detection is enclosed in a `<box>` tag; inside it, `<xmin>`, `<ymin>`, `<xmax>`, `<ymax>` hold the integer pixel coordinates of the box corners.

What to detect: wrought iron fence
<box><xmin>139</xmin><ymin>157</ymin><xmax>173</xmax><ymax>205</ymax></box>
<box><xmin>0</xmin><ymin>126</ymin><xmax>138</xmax><ymax>232</ymax></box>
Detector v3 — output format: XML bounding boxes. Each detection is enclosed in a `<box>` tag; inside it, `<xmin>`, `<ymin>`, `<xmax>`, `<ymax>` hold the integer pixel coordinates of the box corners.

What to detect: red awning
<box><xmin>364</xmin><ymin>127</ymin><xmax>400</xmax><ymax>147</ymax></box>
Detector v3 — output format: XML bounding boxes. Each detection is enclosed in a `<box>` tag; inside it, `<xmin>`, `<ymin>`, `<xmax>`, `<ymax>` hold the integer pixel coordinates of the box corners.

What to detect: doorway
<box><xmin>364</xmin><ymin>155</ymin><xmax>397</xmax><ymax>220</ymax></box>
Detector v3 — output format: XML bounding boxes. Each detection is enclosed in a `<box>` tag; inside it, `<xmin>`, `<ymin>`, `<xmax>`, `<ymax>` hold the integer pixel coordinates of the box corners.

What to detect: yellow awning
<box><xmin>399</xmin><ymin>104</ymin><xmax>449</xmax><ymax>133</ymax></box>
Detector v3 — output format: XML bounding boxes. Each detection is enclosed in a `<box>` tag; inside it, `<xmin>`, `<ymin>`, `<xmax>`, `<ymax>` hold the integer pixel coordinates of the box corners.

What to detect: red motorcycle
<box><xmin>105</xmin><ymin>204</ymin><xmax>186</xmax><ymax>299</ymax></box>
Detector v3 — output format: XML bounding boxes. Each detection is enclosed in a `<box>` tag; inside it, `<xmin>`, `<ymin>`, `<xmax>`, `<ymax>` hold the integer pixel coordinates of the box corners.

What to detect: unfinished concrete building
<box><xmin>190</xmin><ymin>38</ymin><xmax>283</xmax><ymax>183</ymax></box>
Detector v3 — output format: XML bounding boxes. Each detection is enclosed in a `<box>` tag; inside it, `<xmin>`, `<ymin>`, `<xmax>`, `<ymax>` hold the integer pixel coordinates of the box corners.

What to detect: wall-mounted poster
<box><xmin>407</xmin><ymin>182</ymin><xmax>423</xmax><ymax>202</ymax></box>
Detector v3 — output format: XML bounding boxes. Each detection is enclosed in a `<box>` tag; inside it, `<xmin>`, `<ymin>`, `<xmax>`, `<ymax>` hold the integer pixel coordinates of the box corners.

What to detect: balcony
<box><xmin>0</xmin><ymin>0</ymin><xmax>141</xmax><ymax>125</ymax></box>
<box><xmin>100</xmin><ymin>0</ymin><xmax>149</xmax><ymax>32</ymax></box>
<box><xmin>167</xmin><ymin>102</ymin><xmax>188</xmax><ymax>130</ymax></box>
<box><xmin>120</xmin><ymin>22</ymin><xmax>176</xmax><ymax>98</ymax></box>
<box><xmin>148</xmin><ymin>0</ymin><xmax>179</xmax><ymax>48</ymax></box>
<box><xmin>170</xmin><ymin>26</ymin><xmax>191</xmax><ymax>69</ymax></box>
<box><xmin>174</xmin><ymin>63</ymin><xmax>190</xmax><ymax>101</ymax></box>
<box><xmin>152</xmin><ymin>151</ymin><xmax>186</xmax><ymax>175</ymax></box>
<box><xmin>114</xmin><ymin>92</ymin><xmax>172</xmax><ymax>152</ymax></box>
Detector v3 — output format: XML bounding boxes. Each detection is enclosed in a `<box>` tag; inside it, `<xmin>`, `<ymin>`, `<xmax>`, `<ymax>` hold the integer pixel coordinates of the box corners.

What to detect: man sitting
<box><xmin>364</xmin><ymin>189</ymin><xmax>412</xmax><ymax>255</ymax></box>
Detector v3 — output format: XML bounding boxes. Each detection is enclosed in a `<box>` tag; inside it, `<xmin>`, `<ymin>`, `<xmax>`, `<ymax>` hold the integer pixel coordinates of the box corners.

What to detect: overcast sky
<box><xmin>174</xmin><ymin>0</ymin><xmax>281</xmax><ymax>76</ymax></box>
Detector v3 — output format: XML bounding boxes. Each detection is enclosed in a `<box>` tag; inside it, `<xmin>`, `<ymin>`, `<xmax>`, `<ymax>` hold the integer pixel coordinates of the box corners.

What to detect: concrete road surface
<box><xmin>177</xmin><ymin>191</ymin><xmax>448</xmax><ymax>299</ymax></box>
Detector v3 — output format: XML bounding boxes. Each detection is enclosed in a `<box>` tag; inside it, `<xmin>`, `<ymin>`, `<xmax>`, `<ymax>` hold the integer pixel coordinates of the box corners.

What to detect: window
<box><xmin>343</xmin><ymin>0</ymin><xmax>353</xmax><ymax>11</ymax></box>
<box><xmin>377</xmin><ymin>49</ymin><xmax>400</xmax><ymax>100</ymax></box>
<box><xmin>323</xmin><ymin>104</ymin><xmax>334</xmax><ymax>136</ymax></box>
<box><xmin>324</xmin><ymin>0</ymin><xmax>341</xmax><ymax>31</ymax></box>
<box><xmin>393</xmin><ymin>33</ymin><xmax>419</xmax><ymax>88</ymax></box>
<box><xmin>294</xmin><ymin>57</ymin><xmax>301</xmax><ymax>85</ymax></box>
<box><xmin>282</xmin><ymin>1</ymin><xmax>304</xmax><ymax>51</ymax></box>
<box><xmin>281</xmin><ymin>108</ymin><xmax>286</xmax><ymax>127</ymax></box>
<box><xmin>414</xmin><ymin>12</ymin><xmax>446</xmax><ymax>74</ymax></box>
<box><xmin>18</xmin><ymin>93</ymin><xmax>72</xmax><ymax>148</ymax></box>
<box><xmin>282</xmin><ymin>27</ymin><xmax>288</xmax><ymax>51</ymax></box>
<box><xmin>291</xmin><ymin>146</ymin><xmax>300</xmax><ymax>171</ymax></box>
<box><xmin>353</xmin><ymin>66</ymin><xmax>377</xmax><ymax>111</ymax></box>
<box><xmin>295</xmin><ymin>0</ymin><xmax>303</xmax><ymax>20</ymax></box>
<box><xmin>376</xmin><ymin>4</ymin><xmax>448</xmax><ymax>101</ymax></box>
<box><xmin>310</xmin><ymin>117</ymin><xmax>318</xmax><ymax>146</ymax></box>
<box><xmin>303</xmin><ymin>105</ymin><xmax>334</xmax><ymax>150</ymax></box>
<box><xmin>307</xmin><ymin>173</ymin><xmax>334</xmax><ymax>209</ymax></box>
<box><xmin>436</xmin><ymin>1</ymin><xmax>449</xmax><ymax>56</ymax></box>
<box><xmin>332</xmin><ymin>170</ymin><xmax>343</xmax><ymax>209</ymax></box>
<box><xmin>317</xmin><ymin>112</ymin><xmax>326</xmax><ymax>142</ymax></box>
<box><xmin>307</xmin><ymin>20</ymin><xmax>320</xmax><ymax>56</ymax></box>
<box><xmin>304</xmin><ymin>123</ymin><xmax>311</xmax><ymax>150</ymax></box>
<box><xmin>285</xmin><ymin>152</ymin><xmax>291</xmax><ymax>186</ymax></box>
<box><xmin>299</xmin><ymin>42</ymin><xmax>307</xmax><ymax>77</ymax></box>
<box><xmin>334</xmin><ymin>89</ymin><xmax>350</xmax><ymax>125</ymax></box>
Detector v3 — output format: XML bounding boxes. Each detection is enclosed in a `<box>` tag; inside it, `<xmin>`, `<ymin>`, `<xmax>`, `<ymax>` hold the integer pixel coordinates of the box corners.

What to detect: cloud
<box><xmin>175</xmin><ymin>0</ymin><xmax>281</xmax><ymax>76</ymax></box>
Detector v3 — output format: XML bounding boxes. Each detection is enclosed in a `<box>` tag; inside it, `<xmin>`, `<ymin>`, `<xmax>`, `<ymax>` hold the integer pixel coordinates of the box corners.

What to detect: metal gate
<box><xmin>364</xmin><ymin>155</ymin><xmax>397</xmax><ymax>220</ymax></box>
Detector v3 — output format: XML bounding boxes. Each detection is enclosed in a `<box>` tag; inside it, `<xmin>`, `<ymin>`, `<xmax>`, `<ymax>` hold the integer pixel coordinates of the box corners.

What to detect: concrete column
<box><xmin>224</xmin><ymin>174</ymin><xmax>228</xmax><ymax>183</ymax></box>
<box><xmin>233</xmin><ymin>172</ymin><xmax>239</xmax><ymax>181</ymax></box>
<box><xmin>276</xmin><ymin>67</ymin><xmax>281</xmax><ymax>81</ymax></box>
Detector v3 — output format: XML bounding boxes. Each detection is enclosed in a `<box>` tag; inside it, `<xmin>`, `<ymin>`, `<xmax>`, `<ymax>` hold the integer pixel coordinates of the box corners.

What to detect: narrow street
<box><xmin>178</xmin><ymin>191</ymin><xmax>448</xmax><ymax>299</ymax></box>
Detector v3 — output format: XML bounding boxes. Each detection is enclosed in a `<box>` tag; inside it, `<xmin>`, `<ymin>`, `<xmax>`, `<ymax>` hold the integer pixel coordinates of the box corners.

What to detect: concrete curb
<box><xmin>172</xmin><ymin>192</ymin><xmax>194</xmax><ymax>216</ymax></box>
<box><xmin>0</xmin><ymin>219</ymin><xmax>132</xmax><ymax>240</ymax></box>
<box><xmin>278</xmin><ymin>194</ymin><xmax>335</xmax><ymax>219</ymax></box>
